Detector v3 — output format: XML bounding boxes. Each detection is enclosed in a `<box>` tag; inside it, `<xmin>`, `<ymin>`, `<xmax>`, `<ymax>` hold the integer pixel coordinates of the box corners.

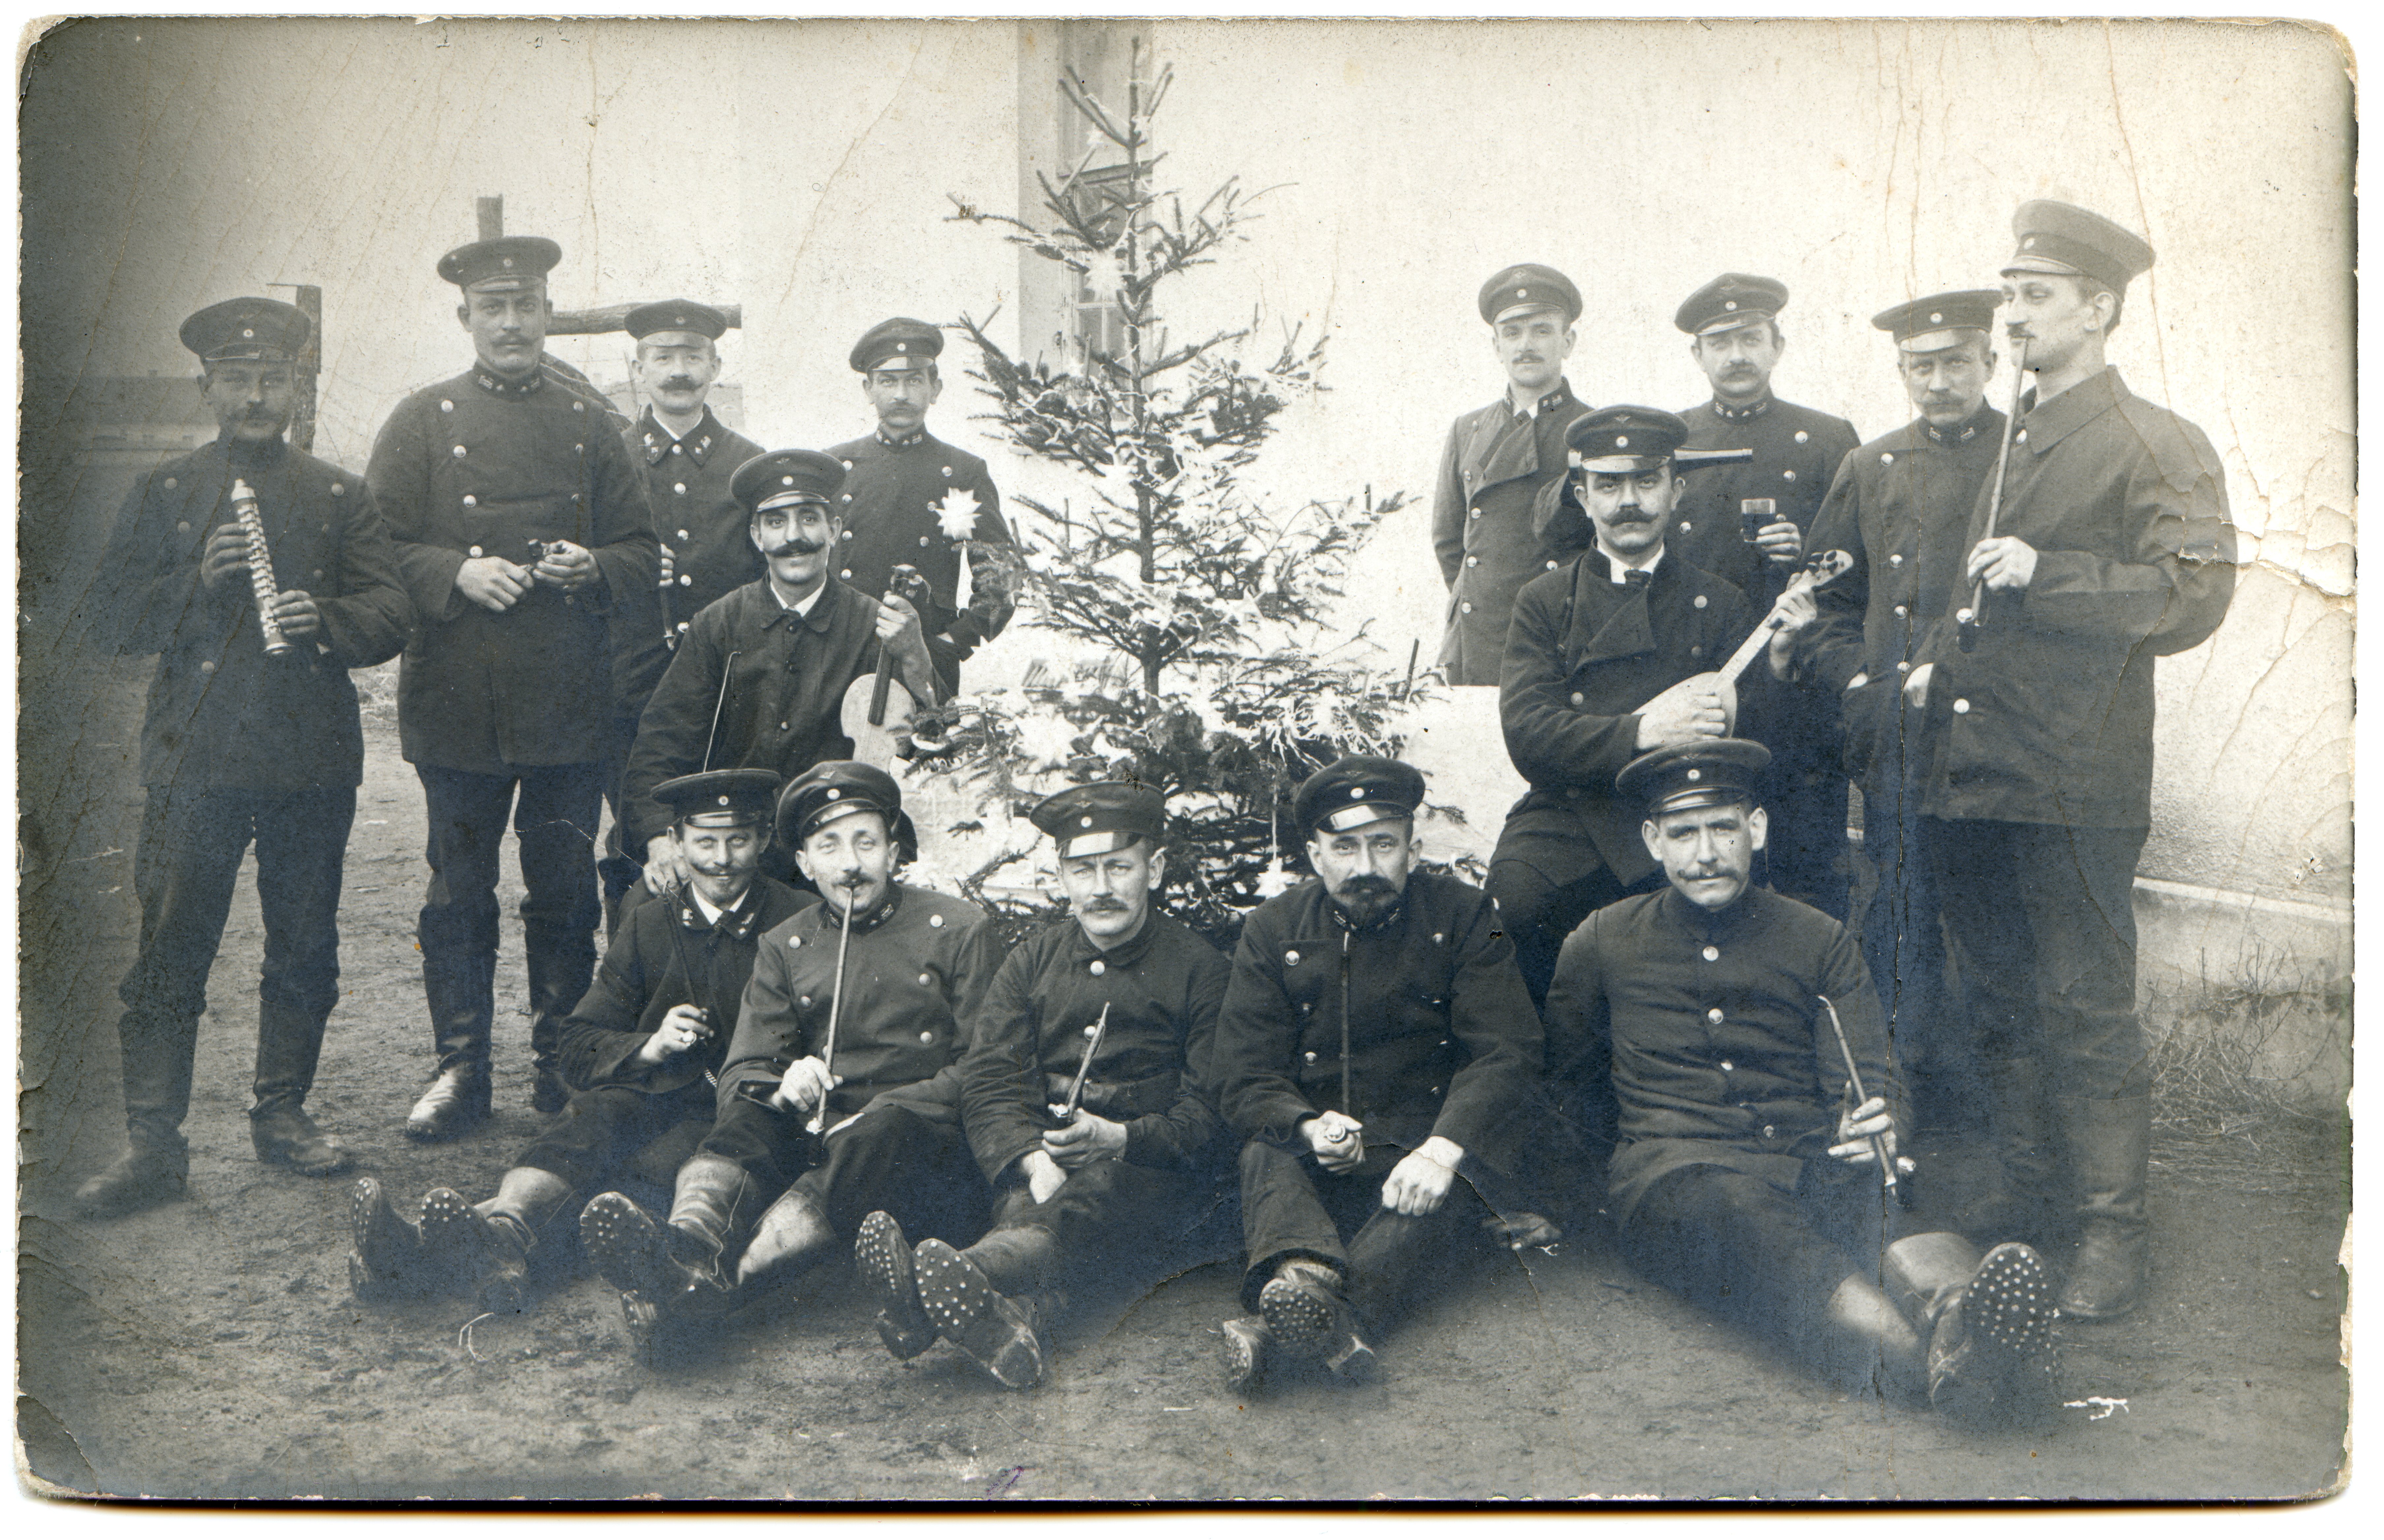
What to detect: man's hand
<box><xmin>657</xmin><ymin>543</ymin><xmax>677</xmax><ymax>589</ymax></box>
<box><xmin>1756</xmin><ymin>519</ymin><xmax>1804</xmax><ymax>569</ymax></box>
<box><xmin>1483</xmin><ymin>1211</ymin><xmax>1563</xmax><ymax>1252</ymax></box>
<box><xmin>1041</xmin><ymin>1107</ymin><xmax>1129</xmax><ymax>1169</ymax></box>
<box><xmin>1829</xmin><ymin>1095</ymin><xmax>1902</xmax><ymax>1168</ymax></box>
<box><xmin>1380</xmin><ymin>1136</ymin><xmax>1465</xmax><ymax>1217</ymax></box>
<box><xmin>201</xmin><ymin>526</ymin><xmax>252</xmax><ymax>590</ymax></box>
<box><xmin>1636</xmin><ymin>675</ymin><xmax>1731</xmax><ymax>748</ymax></box>
<box><xmin>771</xmin><ymin>1055</ymin><xmax>839</xmax><ymax>1114</ymax></box>
<box><xmin>1765</xmin><ymin>588</ymin><xmax>1818</xmax><ymax>679</ymax></box>
<box><xmin>268</xmin><ymin>591</ymin><xmax>322</xmax><ymax>639</ymax></box>
<box><xmin>455</xmin><ymin>555</ymin><xmax>533</xmax><ymax>613</ymax></box>
<box><xmin>1966</xmin><ymin>535</ymin><xmax>2038</xmax><ymax>593</ymax></box>
<box><xmin>635</xmin><ymin>1004</ymin><xmax>713</xmax><ymax>1067</ymax></box>
<box><xmin>873</xmin><ymin>592</ymin><xmax>928</xmax><ymax>660</ymax></box>
<box><xmin>644</xmin><ymin>833</ymin><xmax>690</xmax><ymax>894</ymax></box>
<box><xmin>1902</xmin><ymin>662</ymin><xmax>1934</xmax><ymax>709</ymax></box>
<box><xmin>531</xmin><ymin>539</ymin><xmax>600</xmax><ymax>594</ymax></box>
<box><xmin>1019</xmin><ymin>1149</ymin><xmax>1068</xmax><ymax>1205</ymax></box>
<box><xmin>1300</xmin><ymin>1111</ymin><xmax>1365</xmax><ymax>1174</ymax></box>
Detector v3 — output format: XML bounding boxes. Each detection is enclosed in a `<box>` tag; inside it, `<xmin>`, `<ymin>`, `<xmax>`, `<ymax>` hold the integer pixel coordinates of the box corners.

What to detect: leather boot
<box><xmin>410</xmin><ymin>952</ymin><xmax>493</xmax><ymax>1141</ymax></box>
<box><xmin>77</xmin><ymin>1008</ymin><xmax>197</xmax><ymax>1218</ymax></box>
<box><xmin>1956</xmin><ymin>1056</ymin><xmax>2058</xmax><ymax>1247</ymax></box>
<box><xmin>349</xmin><ymin>1177</ymin><xmax>435</xmax><ymax>1301</ymax></box>
<box><xmin>1884</xmin><ymin>1230</ymin><xmax>2059</xmax><ymax>1420</ymax></box>
<box><xmin>734</xmin><ymin>1186</ymin><xmax>838</xmax><ymax>1294</ymax></box>
<box><xmin>1219</xmin><ymin>1315</ymin><xmax>1274</xmax><ymax>1396</ymax></box>
<box><xmin>1258</xmin><ymin>1258</ymin><xmax>1376</xmax><ymax>1385</ymax></box>
<box><xmin>454</xmin><ymin>1167</ymin><xmax>579</xmax><ymax>1313</ymax></box>
<box><xmin>582</xmin><ymin>1157</ymin><xmax>757</xmax><ymax>1332</ymax></box>
<box><xmin>2056</xmin><ymin>1094</ymin><xmax>2153</xmax><ymax>1320</ymax></box>
<box><xmin>525</xmin><ymin>918</ymin><xmax>592</xmax><ymax>1115</ymax></box>
<box><xmin>912</xmin><ymin>1239</ymin><xmax>1046</xmax><ymax>1391</ymax></box>
<box><xmin>251</xmin><ymin>999</ymin><xmax>350</xmax><ymax>1175</ymax></box>
<box><xmin>856</xmin><ymin>1211</ymin><xmax>939</xmax><ymax>1361</ymax></box>
<box><xmin>1819</xmin><ymin>1274</ymin><xmax>1926</xmax><ymax>1401</ymax></box>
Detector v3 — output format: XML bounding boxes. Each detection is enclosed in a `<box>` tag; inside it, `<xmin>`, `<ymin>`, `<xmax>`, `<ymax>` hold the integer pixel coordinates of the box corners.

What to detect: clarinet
<box><xmin>229</xmin><ymin>478</ymin><xmax>292</xmax><ymax>657</ymax></box>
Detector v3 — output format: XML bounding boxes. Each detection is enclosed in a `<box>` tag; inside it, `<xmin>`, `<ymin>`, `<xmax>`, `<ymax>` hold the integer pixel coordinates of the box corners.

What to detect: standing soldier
<box><xmin>1799</xmin><ymin>291</ymin><xmax>2007</xmax><ymax>1131</ymax></box>
<box><xmin>857</xmin><ymin>782</ymin><xmax>1230</xmax><ymax>1391</ymax></box>
<box><xmin>75</xmin><ymin>297</ymin><xmax>411</xmax><ymax>1216</ymax></box>
<box><xmin>1671</xmin><ymin>274</ymin><xmax>1861</xmax><ymax>918</ymax></box>
<box><xmin>827</xmin><ymin>318</ymin><xmax>1017</xmax><ymax>691</ymax></box>
<box><xmin>619</xmin><ymin>449</ymin><xmax>942</xmax><ymax>900</ymax></box>
<box><xmin>599</xmin><ymin>300</ymin><xmax>765</xmax><ymax>926</ymax></box>
<box><xmin>1430</xmin><ymin>264</ymin><xmax>1587</xmax><ymax>685</ymax></box>
<box><xmin>370</xmin><ymin>235</ymin><xmax>661</xmax><ymax>1137</ymax></box>
<box><xmin>1207</xmin><ymin>757</ymin><xmax>1545</xmax><ymax>1393</ymax></box>
<box><xmin>581</xmin><ymin>762</ymin><xmax>1004</xmax><ymax>1359</ymax></box>
<box><xmin>348</xmin><ymin>769</ymin><xmax>803</xmax><ymax>1313</ymax></box>
<box><xmin>1907</xmin><ymin>202</ymin><xmax>2234</xmax><ymax>1319</ymax></box>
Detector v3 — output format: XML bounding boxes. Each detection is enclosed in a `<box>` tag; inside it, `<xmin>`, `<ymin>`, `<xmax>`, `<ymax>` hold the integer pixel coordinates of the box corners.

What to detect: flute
<box><xmin>229</xmin><ymin>478</ymin><xmax>292</xmax><ymax>657</ymax></box>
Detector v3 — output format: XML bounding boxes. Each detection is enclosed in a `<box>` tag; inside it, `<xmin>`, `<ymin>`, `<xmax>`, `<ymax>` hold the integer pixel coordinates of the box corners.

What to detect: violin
<box><xmin>839</xmin><ymin>564</ymin><xmax>935</xmax><ymax>770</ymax></box>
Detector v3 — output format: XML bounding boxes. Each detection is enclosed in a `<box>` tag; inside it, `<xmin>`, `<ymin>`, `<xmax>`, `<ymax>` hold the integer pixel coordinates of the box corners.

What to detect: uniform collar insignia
<box><xmin>1710</xmin><ymin>393</ymin><xmax>1772</xmax><ymax>423</ymax></box>
<box><xmin>641</xmin><ymin>409</ymin><xmax>720</xmax><ymax>466</ymax></box>
<box><xmin>875</xmin><ymin>426</ymin><xmax>927</xmax><ymax>450</ymax></box>
<box><xmin>472</xmin><ymin>364</ymin><xmax>546</xmax><ymax>398</ymax></box>
<box><xmin>824</xmin><ymin>884</ymin><xmax>902</xmax><ymax>934</ymax></box>
<box><xmin>1326</xmin><ymin>889</ymin><xmax>1407</xmax><ymax>935</ymax></box>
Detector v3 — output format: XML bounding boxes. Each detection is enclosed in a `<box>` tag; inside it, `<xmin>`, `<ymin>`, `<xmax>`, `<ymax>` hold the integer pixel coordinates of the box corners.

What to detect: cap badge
<box><xmin>1724</xmin><ymin>300</ymin><xmax>1738</xmax><ymax>311</ymax></box>
<box><xmin>1929</xmin><ymin>312</ymin><xmax>1943</xmax><ymax>323</ymax></box>
<box><xmin>241</xmin><ymin>328</ymin><xmax>255</xmax><ymax>339</ymax></box>
<box><xmin>783</xmin><ymin>475</ymin><xmax>795</xmax><ymax>485</ymax></box>
<box><xmin>1616</xmin><ymin>435</ymin><xmax>1629</xmax><ymax>447</ymax></box>
<box><xmin>825</xmin><ymin>788</ymin><xmax>840</xmax><ymax>800</ymax></box>
<box><xmin>716</xmin><ymin>795</ymin><xmax>730</xmax><ymax>806</ymax></box>
<box><xmin>675</xmin><ymin>315</ymin><xmax>687</xmax><ymax>325</ymax></box>
<box><xmin>1349</xmin><ymin>787</ymin><xmax>1365</xmax><ymax>800</ymax></box>
<box><xmin>501</xmin><ymin>257</ymin><xmax>515</xmax><ymax>269</ymax></box>
<box><xmin>1080</xmin><ymin>815</ymin><xmax>1094</xmax><ymax>828</ymax></box>
<box><xmin>2023</xmin><ymin>237</ymin><xmax>2037</xmax><ymax>250</ymax></box>
<box><xmin>1517</xmin><ymin>287</ymin><xmax>1529</xmax><ymax>299</ymax></box>
<box><xmin>1686</xmin><ymin>768</ymin><xmax>1702</xmax><ymax>781</ymax></box>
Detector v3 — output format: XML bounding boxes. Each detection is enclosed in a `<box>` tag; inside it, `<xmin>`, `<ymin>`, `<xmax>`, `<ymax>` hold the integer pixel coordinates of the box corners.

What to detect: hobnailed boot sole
<box><xmin>581</xmin><ymin>1192</ymin><xmax>669</xmax><ymax>1299</ymax></box>
<box><xmin>1219</xmin><ymin>1315</ymin><xmax>1271</xmax><ymax>1396</ymax></box>
<box><xmin>1930</xmin><ymin>1243</ymin><xmax>2060</xmax><ymax>1420</ymax></box>
<box><xmin>348</xmin><ymin>1178</ymin><xmax>433</xmax><ymax>1301</ymax></box>
<box><xmin>418</xmin><ymin>1188</ymin><xmax>484</xmax><ymax>1297</ymax></box>
<box><xmin>856</xmin><ymin>1211</ymin><xmax>937</xmax><ymax>1360</ymax></box>
<box><xmin>914</xmin><ymin>1239</ymin><xmax>1044</xmax><ymax>1391</ymax></box>
<box><xmin>1259</xmin><ymin>1275</ymin><xmax>1377</xmax><ymax>1384</ymax></box>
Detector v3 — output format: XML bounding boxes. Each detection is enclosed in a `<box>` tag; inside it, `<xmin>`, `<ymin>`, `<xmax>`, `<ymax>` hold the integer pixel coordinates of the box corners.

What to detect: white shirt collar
<box><xmin>1602</xmin><ymin>545</ymin><xmax>1665</xmax><ymax>584</ymax></box>
<box><xmin>772</xmin><ymin>581</ymin><xmax>825</xmax><ymax>619</ymax></box>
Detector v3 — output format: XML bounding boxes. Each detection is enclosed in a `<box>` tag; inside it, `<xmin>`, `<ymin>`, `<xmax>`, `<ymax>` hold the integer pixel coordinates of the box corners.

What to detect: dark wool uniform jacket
<box><xmin>1544</xmin><ymin>885</ymin><xmax>1902</xmax><ymax>1225</ymax></box>
<box><xmin>96</xmin><ymin>436</ymin><xmax>411</xmax><ymax>791</ymax></box>
<box><xmin>1499</xmin><ymin>549</ymin><xmax>1757</xmax><ymax>889</ymax></box>
<box><xmin>620</xmin><ymin>577</ymin><xmax>898</xmax><ymax>857</ymax></box>
<box><xmin>1430</xmin><ymin>380</ymin><xmax>1584</xmax><ymax>686</ymax></box>
<box><xmin>717</xmin><ymin>883</ymin><xmax>1005</xmax><ymax>1126</ymax></box>
<box><xmin>1671</xmin><ymin>393</ymin><xmax>1861</xmax><ymax>606</ymax></box>
<box><xmin>825</xmin><ymin>428</ymin><xmax>1015</xmax><ymax>680</ymax></box>
<box><xmin>1799</xmin><ymin>407</ymin><xmax>2006</xmax><ymax>792</ymax></box>
<box><xmin>1912</xmin><ymin>368</ymin><xmax>2234</xmax><ymax>829</ymax></box>
<box><xmin>959</xmin><ymin>912</ymin><xmax>1229</xmax><ymax>1183</ymax></box>
<box><xmin>610</xmin><ymin>406</ymin><xmax>767</xmax><ymax>720</ymax></box>
<box><xmin>1210</xmin><ymin>871</ymin><xmax>1542</xmax><ymax>1177</ymax></box>
<box><xmin>369</xmin><ymin>365</ymin><xmax>660</xmax><ymax>774</ymax></box>
<box><xmin>557</xmin><ymin>875</ymin><xmax>807</xmax><ymax>1098</ymax></box>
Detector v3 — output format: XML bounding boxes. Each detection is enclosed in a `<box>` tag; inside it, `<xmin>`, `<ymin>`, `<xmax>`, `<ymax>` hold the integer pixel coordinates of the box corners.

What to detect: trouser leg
<box><xmin>416</xmin><ymin>766</ymin><xmax>510</xmax><ymax>1078</ymax></box>
<box><xmin>596</xmin><ymin>712</ymin><xmax>643</xmax><ymax>939</ymax></box>
<box><xmin>248</xmin><ymin>786</ymin><xmax>354</xmax><ymax>1138</ymax></box>
<box><xmin>1235</xmin><ymin>1137</ymin><xmax>1353</xmax><ymax>1310</ymax></box>
<box><xmin>1862</xmin><ymin>785</ymin><xmax>1969</xmax><ymax>1127</ymax></box>
<box><xmin>115</xmin><ymin>786</ymin><xmax>251</xmax><ymax>1151</ymax></box>
<box><xmin>797</xmin><ymin>1106</ymin><xmax>991</xmax><ymax>1245</ymax></box>
<box><xmin>513</xmin><ymin>1085</ymin><xmax>685</xmax><ymax>1194</ymax></box>
<box><xmin>514</xmin><ymin>762</ymin><xmax>603</xmax><ymax>1084</ymax></box>
<box><xmin>1341</xmin><ymin>1145</ymin><xmax>1493</xmax><ymax>1340</ymax></box>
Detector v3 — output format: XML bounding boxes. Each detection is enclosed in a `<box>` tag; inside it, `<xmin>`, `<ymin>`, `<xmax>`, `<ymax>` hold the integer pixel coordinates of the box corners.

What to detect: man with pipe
<box><xmin>1904</xmin><ymin>201</ymin><xmax>2234</xmax><ymax>1318</ymax></box>
<box><xmin>857</xmin><ymin>781</ymin><xmax>1231</xmax><ymax>1390</ymax></box>
<box><xmin>347</xmin><ymin>768</ymin><xmax>802</xmax><ymax>1312</ymax></box>
<box><xmin>579</xmin><ymin>761</ymin><xmax>1002</xmax><ymax>1359</ymax></box>
<box><xmin>1207</xmin><ymin>756</ymin><xmax>1546</xmax><ymax>1393</ymax></box>
<box><xmin>1542</xmin><ymin>738</ymin><xmax>2060</xmax><ymax>1421</ymax></box>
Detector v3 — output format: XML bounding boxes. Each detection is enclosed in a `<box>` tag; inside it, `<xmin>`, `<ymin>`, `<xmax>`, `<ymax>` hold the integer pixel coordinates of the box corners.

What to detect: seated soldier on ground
<box><xmin>349</xmin><ymin>770</ymin><xmax>801</xmax><ymax>1312</ymax></box>
<box><xmin>857</xmin><ymin>781</ymin><xmax>1232</xmax><ymax>1390</ymax></box>
<box><xmin>1542</xmin><ymin>739</ymin><xmax>2059</xmax><ymax>1421</ymax></box>
<box><xmin>579</xmin><ymin>761</ymin><xmax>1005</xmax><ymax>1359</ymax></box>
<box><xmin>1207</xmin><ymin>756</ymin><xmax>1551</xmax><ymax>1395</ymax></box>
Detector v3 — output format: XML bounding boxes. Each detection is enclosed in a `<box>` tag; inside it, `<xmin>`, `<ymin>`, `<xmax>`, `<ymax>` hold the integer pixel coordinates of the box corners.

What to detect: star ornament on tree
<box><xmin>932</xmin><ymin>486</ymin><xmax>982</xmax><ymax>541</ymax></box>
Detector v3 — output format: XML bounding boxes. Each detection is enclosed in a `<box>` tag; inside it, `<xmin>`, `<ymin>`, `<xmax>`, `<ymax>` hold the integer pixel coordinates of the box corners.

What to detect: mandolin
<box><xmin>1689</xmin><ymin>547</ymin><xmax>1855</xmax><ymax>731</ymax></box>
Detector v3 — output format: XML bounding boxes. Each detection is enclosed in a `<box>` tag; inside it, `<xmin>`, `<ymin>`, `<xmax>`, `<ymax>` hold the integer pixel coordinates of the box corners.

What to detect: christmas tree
<box><xmin>915</xmin><ymin>46</ymin><xmax>1420</xmax><ymax>947</ymax></box>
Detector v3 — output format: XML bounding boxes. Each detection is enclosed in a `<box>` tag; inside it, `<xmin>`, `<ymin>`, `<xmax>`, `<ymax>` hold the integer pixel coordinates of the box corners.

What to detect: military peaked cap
<box><xmin>625</xmin><ymin>299</ymin><xmax>729</xmax><ymax>341</ymax></box>
<box><xmin>1618</xmin><ymin>738</ymin><xmax>1772</xmax><ymax>815</ymax></box>
<box><xmin>731</xmin><ymin>449</ymin><xmax>848</xmax><ymax>516</ymax></box>
<box><xmin>2003</xmin><ymin>199</ymin><xmax>2154</xmax><ymax>295</ymax></box>
<box><xmin>1295</xmin><ymin>755</ymin><xmax>1426</xmax><ymax>838</ymax></box>
<box><xmin>1872</xmin><ymin>289</ymin><xmax>2004</xmax><ymax>353</ymax></box>
<box><xmin>180</xmin><ymin>297</ymin><xmax>312</xmax><ymax>363</ymax></box>
<box><xmin>654</xmin><ymin>768</ymin><xmax>782</xmax><ymax>830</ymax></box>
<box><xmin>437</xmin><ymin>236</ymin><xmax>562</xmax><ymax>292</ymax></box>
<box><xmin>777</xmin><ymin>761</ymin><xmax>903</xmax><ymax>846</ymax></box>
<box><xmin>1566</xmin><ymin>405</ymin><xmax>1690</xmax><ymax>473</ymax></box>
<box><xmin>1676</xmin><ymin>273</ymin><xmax>1789</xmax><ymax>336</ymax></box>
<box><xmin>850</xmin><ymin>317</ymin><xmax>945</xmax><ymax>373</ymax></box>
<box><xmin>1478</xmin><ymin>263</ymin><xmax>1582</xmax><ymax>325</ymax></box>
<box><xmin>1032</xmin><ymin>781</ymin><xmax>1166</xmax><ymax>861</ymax></box>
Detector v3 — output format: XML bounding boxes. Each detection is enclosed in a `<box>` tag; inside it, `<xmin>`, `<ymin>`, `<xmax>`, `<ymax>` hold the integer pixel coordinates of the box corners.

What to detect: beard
<box><xmin>1329</xmin><ymin>873</ymin><xmax>1402</xmax><ymax>923</ymax></box>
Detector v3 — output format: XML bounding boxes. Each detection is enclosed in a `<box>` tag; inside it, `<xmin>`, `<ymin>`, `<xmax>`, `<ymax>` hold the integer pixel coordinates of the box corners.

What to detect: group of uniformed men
<box><xmin>75</xmin><ymin>194</ymin><xmax>2231</xmax><ymax>1418</ymax></box>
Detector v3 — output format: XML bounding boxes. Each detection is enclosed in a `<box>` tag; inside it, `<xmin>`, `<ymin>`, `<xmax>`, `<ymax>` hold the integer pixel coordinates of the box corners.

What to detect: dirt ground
<box><xmin>16</xmin><ymin>645</ymin><xmax>2350</xmax><ymax>1504</ymax></box>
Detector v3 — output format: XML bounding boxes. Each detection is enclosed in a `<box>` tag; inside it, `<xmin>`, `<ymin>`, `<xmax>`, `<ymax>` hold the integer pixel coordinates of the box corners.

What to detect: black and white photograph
<box><xmin>15</xmin><ymin>12</ymin><xmax>2354</xmax><ymax>1504</ymax></box>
